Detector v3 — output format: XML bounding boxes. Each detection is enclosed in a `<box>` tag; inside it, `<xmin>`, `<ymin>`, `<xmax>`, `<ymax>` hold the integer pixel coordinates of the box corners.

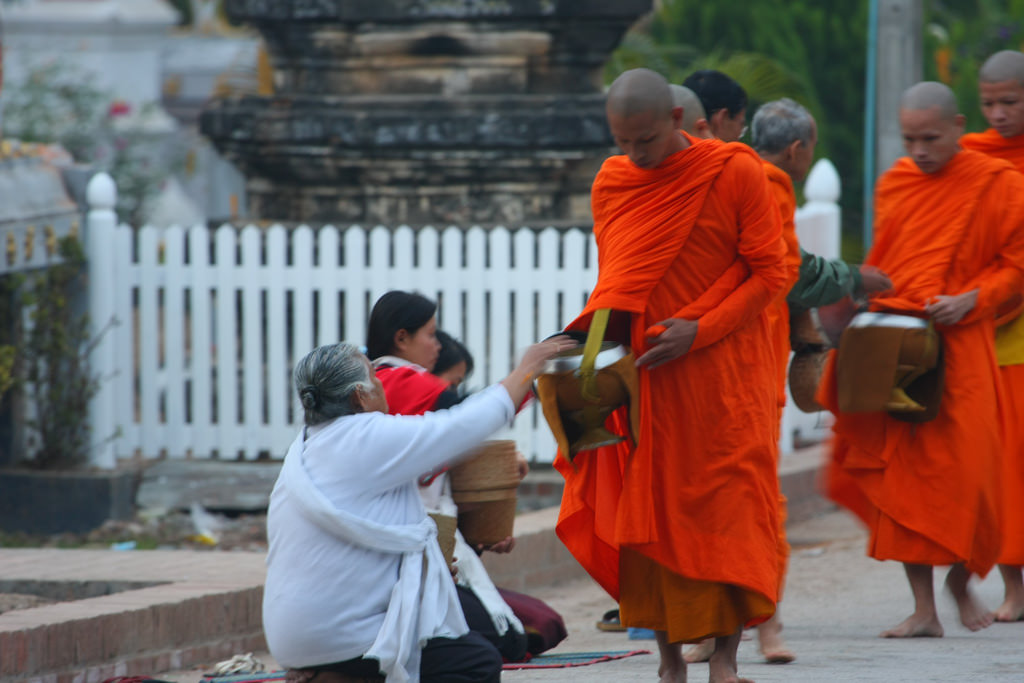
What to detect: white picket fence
<box><xmin>85</xmin><ymin>160</ymin><xmax>841</xmax><ymax>468</ymax></box>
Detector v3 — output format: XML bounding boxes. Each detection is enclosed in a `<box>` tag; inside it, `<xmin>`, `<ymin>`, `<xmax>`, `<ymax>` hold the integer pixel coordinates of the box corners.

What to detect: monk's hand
<box><xmin>859</xmin><ymin>265</ymin><xmax>893</xmax><ymax>295</ymax></box>
<box><xmin>925</xmin><ymin>290</ymin><xmax>979</xmax><ymax>325</ymax></box>
<box><xmin>480</xmin><ymin>536</ymin><xmax>515</xmax><ymax>554</ymax></box>
<box><xmin>636</xmin><ymin>317</ymin><xmax>698</xmax><ymax>369</ymax></box>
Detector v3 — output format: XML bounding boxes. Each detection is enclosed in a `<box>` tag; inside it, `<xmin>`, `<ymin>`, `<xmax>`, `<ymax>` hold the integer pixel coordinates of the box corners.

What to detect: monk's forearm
<box><xmin>961</xmin><ymin>263</ymin><xmax>1024</xmax><ymax>325</ymax></box>
<box><xmin>686</xmin><ymin>276</ymin><xmax>781</xmax><ymax>352</ymax></box>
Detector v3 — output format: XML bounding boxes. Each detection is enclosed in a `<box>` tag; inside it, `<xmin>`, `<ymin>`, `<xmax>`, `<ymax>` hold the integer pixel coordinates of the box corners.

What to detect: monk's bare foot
<box><xmin>994</xmin><ymin>565</ymin><xmax>1024</xmax><ymax>622</ymax></box>
<box><xmin>945</xmin><ymin>565</ymin><xmax>994</xmax><ymax>631</ymax></box>
<box><xmin>658</xmin><ymin>664</ymin><xmax>686</xmax><ymax>683</ymax></box>
<box><xmin>994</xmin><ymin>601</ymin><xmax>1024</xmax><ymax>622</ymax></box>
<box><xmin>880</xmin><ymin>612</ymin><xmax>943</xmax><ymax>638</ymax></box>
<box><xmin>682</xmin><ymin>638</ymin><xmax>713</xmax><ymax>663</ymax></box>
<box><xmin>708</xmin><ymin>662</ymin><xmax>754</xmax><ymax>683</ymax></box>
<box><xmin>994</xmin><ymin>596</ymin><xmax>1024</xmax><ymax>622</ymax></box>
<box><xmin>757</xmin><ymin>616</ymin><xmax>795</xmax><ymax>664</ymax></box>
<box><xmin>708</xmin><ymin>629</ymin><xmax>751</xmax><ymax>683</ymax></box>
<box><xmin>655</xmin><ymin>630</ymin><xmax>686</xmax><ymax>683</ymax></box>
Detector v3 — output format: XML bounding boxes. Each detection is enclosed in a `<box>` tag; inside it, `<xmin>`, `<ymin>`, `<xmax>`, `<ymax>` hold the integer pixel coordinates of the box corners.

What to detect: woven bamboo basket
<box><xmin>450</xmin><ymin>440</ymin><xmax>519</xmax><ymax>547</ymax></box>
<box><xmin>789</xmin><ymin>350</ymin><xmax>829</xmax><ymax>413</ymax></box>
<box><xmin>428</xmin><ymin>512</ymin><xmax>457</xmax><ymax>570</ymax></box>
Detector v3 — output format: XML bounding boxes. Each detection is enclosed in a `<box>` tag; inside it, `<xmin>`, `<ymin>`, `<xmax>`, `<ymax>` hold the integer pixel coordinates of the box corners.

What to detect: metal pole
<box><xmin>863</xmin><ymin>0</ymin><xmax>879</xmax><ymax>254</ymax></box>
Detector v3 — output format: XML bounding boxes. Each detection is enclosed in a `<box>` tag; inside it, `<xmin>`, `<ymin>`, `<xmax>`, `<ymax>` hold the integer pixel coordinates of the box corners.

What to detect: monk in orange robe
<box><xmin>960</xmin><ymin>49</ymin><xmax>1024</xmax><ymax>623</ymax></box>
<box><xmin>751</xmin><ymin>98</ymin><xmax>818</xmax><ymax>665</ymax></box>
<box><xmin>670</xmin><ymin>84</ymin><xmax>712</xmax><ymax>139</ymax></box>
<box><xmin>554</xmin><ymin>68</ymin><xmax>788</xmax><ymax>683</ymax></box>
<box><xmin>682</xmin><ymin>97</ymin><xmax>895</xmax><ymax>666</ymax></box>
<box><xmin>819</xmin><ymin>82</ymin><xmax>1024</xmax><ymax>638</ymax></box>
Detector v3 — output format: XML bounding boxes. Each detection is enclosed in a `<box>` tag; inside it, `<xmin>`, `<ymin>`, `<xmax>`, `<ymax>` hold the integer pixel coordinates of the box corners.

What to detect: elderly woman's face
<box><xmin>354</xmin><ymin>357</ymin><xmax>389</xmax><ymax>414</ymax></box>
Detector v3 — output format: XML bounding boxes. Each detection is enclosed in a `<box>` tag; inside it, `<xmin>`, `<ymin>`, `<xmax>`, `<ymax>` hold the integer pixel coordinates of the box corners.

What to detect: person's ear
<box><xmin>953</xmin><ymin>113</ymin><xmax>966</xmax><ymax>134</ymax></box>
<box><xmin>694</xmin><ymin>118</ymin><xmax>713</xmax><ymax>139</ymax></box>
<box><xmin>710</xmin><ymin>108</ymin><xmax>729</xmax><ymax>133</ymax></box>
<box><xmin>671</xmin><ymin>105</ymin><xmax>684</xmax><ymax>129</ymax></box>
<box><xmin>350</xmin><ymin>385</ymin><xmax>369</xmax><ymax>412</ymax></box>
<box><xmin>393</xmin><ymin>328</ymin><xmax>410</xmax><ymax>353</ymax></box>
<box><xmin>785</xmin><ymin>139</ymin><xmax>802</xmax><ymax>162</ymax></box>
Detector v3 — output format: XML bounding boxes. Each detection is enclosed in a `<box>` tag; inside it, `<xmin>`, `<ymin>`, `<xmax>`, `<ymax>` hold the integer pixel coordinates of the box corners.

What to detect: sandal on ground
<box><xmin>595</xmin><ymin>608</ymin><xmax>627</xmax><ymax>632</ymax></box>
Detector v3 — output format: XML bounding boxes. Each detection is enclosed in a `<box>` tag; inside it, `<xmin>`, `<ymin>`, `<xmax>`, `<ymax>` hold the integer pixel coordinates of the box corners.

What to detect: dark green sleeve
<box><xmin>787</xmin><ymin>247</ymin><xmax>863</xmax><ymax>311</ymax></box>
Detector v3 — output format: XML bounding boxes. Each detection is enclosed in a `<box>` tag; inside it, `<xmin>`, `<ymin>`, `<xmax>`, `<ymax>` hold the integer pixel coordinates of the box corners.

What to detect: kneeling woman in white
<box><xmin>263</xmin><ymin>339</ymin><xmax>571</xmax><ymax>683</ymax></box>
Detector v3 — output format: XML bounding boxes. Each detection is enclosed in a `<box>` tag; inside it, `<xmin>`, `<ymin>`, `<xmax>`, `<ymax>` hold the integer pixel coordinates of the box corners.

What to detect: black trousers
<box><xmin>316</xmin><ymin>629</ymin><xmax>501</xmax><ymax>683</ymax></box>
<box><xmin>457</xmin><ymin>584</ymin><xmax>528</xmax><ymax>662</ymax></box>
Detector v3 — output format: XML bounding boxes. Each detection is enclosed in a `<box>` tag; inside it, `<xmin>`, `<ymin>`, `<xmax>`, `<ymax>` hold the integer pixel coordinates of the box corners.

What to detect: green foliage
<box><xmin>0</xmin><ymin>272</ymin><xmax>25</xmax><ymax>423</ymax></box>
<box><xmin>0</xmin><ymin>345</ymin><xmax>14</xmax><ymax>408</ymax></box>
<box><xmin>608</xmin><ymin>0</ymin><xmax>870</xmax><ymax>239</ymax></box>
<box><xmin>9</xmin><ymin>236</ymin><xmax>99</xmax><ymax>469</ymax></box>
<box><xmin>1</xmin><ymin>61</ymin><xmax>108</xmax><ymax>162</ymax></box>
<box><xmin>605</xmin><ymin>34</ymin><xmax>815</xmax><ymax>114</ymax></box>
<box><xmin>924</xmin><ymin>0</ymin><xmax>1024</xmax><ymax>133</ymax></box>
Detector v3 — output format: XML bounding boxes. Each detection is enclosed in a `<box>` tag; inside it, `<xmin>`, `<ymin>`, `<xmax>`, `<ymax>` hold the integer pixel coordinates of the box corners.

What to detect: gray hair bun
<box><xmin>299</xmin><ymin>385</ymin><xmax>320</xmax><ymax>411</ymax></box>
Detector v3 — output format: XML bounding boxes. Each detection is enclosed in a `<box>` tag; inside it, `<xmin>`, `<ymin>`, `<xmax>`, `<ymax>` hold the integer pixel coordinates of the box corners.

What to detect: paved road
<box><xmin>164</xmin><ymin>510</ymin><xmax>1024</xmax><ymax>682</ymax></box>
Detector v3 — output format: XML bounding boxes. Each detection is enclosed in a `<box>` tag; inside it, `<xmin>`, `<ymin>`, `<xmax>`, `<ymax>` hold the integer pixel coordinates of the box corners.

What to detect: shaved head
<box><xmin>980</xmin><ymin>50</ymin><xmax>1024</xmax><ymax>85</ymax></box>
<box><xmin>899</xmin><ymin>82</ymin><xmax>965</xmax><ymax>174</ymax></box>
<box><xmin>669</xmin><ymin>84</ymin><xmax>706</xmax><ymax>134</ymax></box>
<box><xmin>900</xmin><ymin>81</ymin><xmax>959</xmax><ymax>121</ymax></box>
<box><xmin>607</xmin><ymin>68</ymin><xmax>674</xmax><ymax>119</ymax></box>
<box><xmin>605</xmin><ymin>69</ymin><xmax>687</xmax><ymax>169</ymax></box>
<box><xmin>978</xmin><ymin>51</ymin><xmax>1024</xmax><ymax>138</ymax></box>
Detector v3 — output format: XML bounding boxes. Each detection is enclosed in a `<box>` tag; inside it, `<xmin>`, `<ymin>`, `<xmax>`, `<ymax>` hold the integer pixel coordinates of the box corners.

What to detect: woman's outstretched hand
<box><xmin>500</xmin><ymin>336</ymin><xmax>577</xmax><ymax>406</ymax></box>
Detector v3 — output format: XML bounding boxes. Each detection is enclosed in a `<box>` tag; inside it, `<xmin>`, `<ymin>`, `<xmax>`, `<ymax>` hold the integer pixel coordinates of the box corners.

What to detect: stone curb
<box><xmin>0</xmin><ymin>551</ymin><xmax>266</xmax><ymax>683</ymax></box>
<box><xmin>485</xmin><ymin>446</ymin><xmax>830</xmax><ymax>589</ymax></box>
<box><xmin>1</xmin><ymin>450</ymin><xmax>828</xmax><ymax>681</ymax></box>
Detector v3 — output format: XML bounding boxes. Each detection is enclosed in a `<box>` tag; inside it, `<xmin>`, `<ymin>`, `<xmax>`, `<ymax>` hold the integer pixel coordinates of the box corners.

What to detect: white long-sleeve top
<box><xmin>262</xmin><ymin>383</ymin><xmax>515</xmax><ymax>681</ymax></box>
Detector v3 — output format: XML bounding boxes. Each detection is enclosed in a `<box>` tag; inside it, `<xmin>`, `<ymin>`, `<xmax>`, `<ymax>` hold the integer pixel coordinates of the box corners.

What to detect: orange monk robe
<box><xmin>555</xmin><ymin>133</ymin><xmax>789</xmax><ymax>642</ymax></box>
<box><xmin>818</xmin><ymin>149</ymin><xmax>1024</xmax><ymax>576</ymax></box>
<box><xmin>762</xmin><ymin>160</ymin><xmax>804</xmax><ymax>406</ymax></box>
<box><xmin>961</xmin><ymin>129</ymin><xmax>1024</xmax><ymax>566</ymax></box>
<box><xmin>761</xmin><ymin>160</ymin><xmax>803</xmax><ymax>598</ymax></box>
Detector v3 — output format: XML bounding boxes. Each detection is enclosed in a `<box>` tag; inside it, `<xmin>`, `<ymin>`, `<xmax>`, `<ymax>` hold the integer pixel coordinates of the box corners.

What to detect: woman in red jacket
<box><xmin>365</xmin><ymin>291</ymin><xmax>566</xmax><ymax>661</ymax></box>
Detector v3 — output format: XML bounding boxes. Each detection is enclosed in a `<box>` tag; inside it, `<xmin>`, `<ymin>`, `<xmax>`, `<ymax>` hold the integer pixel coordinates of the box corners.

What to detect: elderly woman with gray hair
<box><xmin>262</xmin><ymin>338</ymin><xmax>573</xmax><ymax>683</ymax></box>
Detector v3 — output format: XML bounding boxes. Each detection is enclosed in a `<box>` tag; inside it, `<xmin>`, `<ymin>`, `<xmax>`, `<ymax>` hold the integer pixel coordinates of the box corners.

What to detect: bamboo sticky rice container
<box><xmin>449</xmin><ymin>440</ymin><xmax>520</xmax><ymax>547</ymax></box>
<box><xmin>428</xmin><ymin>512</ymin><xmax>457</xmax><ymax>570</ymax></box>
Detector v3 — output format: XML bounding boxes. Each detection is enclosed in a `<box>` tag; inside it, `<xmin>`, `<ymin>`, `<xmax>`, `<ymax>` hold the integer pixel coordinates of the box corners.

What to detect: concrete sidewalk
<box><xmin>5</xmin><ymin>445</ymin><xmax>1023</xmax><ymax>682</ymax></box>
<box><xmin>157</xmin><ymin>510</ymin><xmax>1024</xmax><ymax>683</ymax></box>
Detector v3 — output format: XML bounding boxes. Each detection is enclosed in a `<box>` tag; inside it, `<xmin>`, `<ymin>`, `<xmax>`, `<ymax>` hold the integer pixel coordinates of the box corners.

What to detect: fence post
<box><xmin>86</xmin><ymin>172</ymin><xmax>118</xmax><ymax>469</ymax></box>
<box><xmin>782</xmin><ymin>158</ymin><xmax>842</xmax><ymax>455</ymax></box>
<box><xmin>799</xmin><ymin>158</ymin><xmax>842</xmax><ymax>259</ymax></box>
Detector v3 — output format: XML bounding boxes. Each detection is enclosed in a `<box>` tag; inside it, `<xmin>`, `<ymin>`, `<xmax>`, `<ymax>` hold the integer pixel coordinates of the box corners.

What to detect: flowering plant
<box><xmin>2</xmin><ymin>60</ymin><xmax>183</xmax><ymax>225</ymax></box>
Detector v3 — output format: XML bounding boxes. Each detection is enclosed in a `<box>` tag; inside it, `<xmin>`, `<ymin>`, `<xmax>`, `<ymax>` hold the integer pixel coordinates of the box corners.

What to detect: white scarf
<box><xmin>280</xmin><ymin>432</ymin><xmax>468</xmax><ymax>683</ymax></box>
<box><xmin>454</xmin><ymin>529</ymin><xmax>524</xmax><ymax>636</ymax></box>
<box><xmin>424</xmin><ymin>478</ymin><xmax>524</xmax><ymax>638</ymax></box>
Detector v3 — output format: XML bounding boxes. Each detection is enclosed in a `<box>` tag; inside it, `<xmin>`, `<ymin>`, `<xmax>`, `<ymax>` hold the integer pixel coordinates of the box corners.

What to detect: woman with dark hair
<box><xmin>429</xmin><ymin>331</ymin><xmax>569</xmax><ymax>660</ymax></box>
<box><xmin>433</xmin><ymin>330</ymin><xmax>474</xmax><ymax>389</ymax></box>
<box><xmin>366</xmin><ymin>291</ymin><xmax>462</xmax><ymax>413</ymax></box>
<box><xmin>262</xmin><ymin>338</ymin><xmax>572</xmax><ymax>683</ymax></box>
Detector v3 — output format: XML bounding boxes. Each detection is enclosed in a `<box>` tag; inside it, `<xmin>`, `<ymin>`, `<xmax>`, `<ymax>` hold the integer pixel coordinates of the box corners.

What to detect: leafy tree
<box><xmin>608</xmin><ymin>0</ymin><xmax>869</xmax><ymax>253</ymax></box>
<box><xmin>0</xmin><ymin>236</ymin><xmax>101</xmax><ymax>469</ymax></box>
<box><xmin>20</xmin><ymin>237</ymin><xmax>100</xmax><ymax>469</ymax></box>
<box><xmin>924</xmin><ymin>0</ymin><xmax>1024</xmax><ymax>133</ymax></box>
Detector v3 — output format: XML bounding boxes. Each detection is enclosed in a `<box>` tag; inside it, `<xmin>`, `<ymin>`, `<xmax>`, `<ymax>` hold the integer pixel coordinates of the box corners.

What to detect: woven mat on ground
<box><xmin>199</xmin><ymin>673</ymin><xmax>285</xmax><ymax>683</ymax></box>
<box><xmin>502</xmin><ymin>649</ymin><xmax>651</xmax><ymax>670</ymax></box>
<box><xmin>197</xmin><ymin>650</ymin><xmax>652</xmax><ymax>681</ymax></box>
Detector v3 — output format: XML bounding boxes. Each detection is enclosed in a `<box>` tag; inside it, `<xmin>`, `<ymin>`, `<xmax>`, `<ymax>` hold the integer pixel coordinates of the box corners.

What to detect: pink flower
<box><xmin>108</xmin><ymin>100</ymin><xmax>131</xmax><ymax>117</ymax></box>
